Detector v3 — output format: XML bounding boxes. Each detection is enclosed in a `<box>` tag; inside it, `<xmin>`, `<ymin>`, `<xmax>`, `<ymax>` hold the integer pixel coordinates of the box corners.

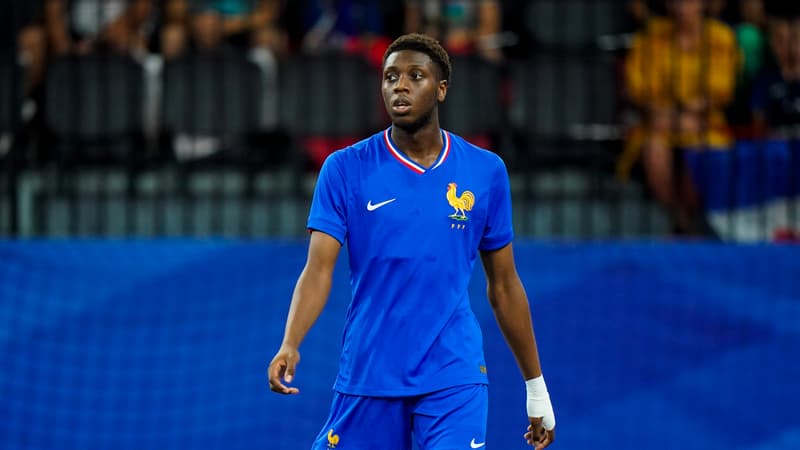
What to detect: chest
<box><xmin>347</xmin><ymin>162</ymin><xmax>491</xmax><ymax>256</ymax></box>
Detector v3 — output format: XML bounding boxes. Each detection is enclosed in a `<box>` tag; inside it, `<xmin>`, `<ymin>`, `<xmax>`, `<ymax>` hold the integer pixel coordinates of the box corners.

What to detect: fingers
<box><xmin>284</xmin><ymin>357</ymin><xmax>297</xmax><ymax>384</ymax></box>
<box><xmin>524</xmin><ymin>418</ymin><xmax>555</xmax><ymax>448</ymax></box>
<box><xmin>268</xmin><ymin>353</ymin><xmax>300</xmax><ymax>395</ymax></box>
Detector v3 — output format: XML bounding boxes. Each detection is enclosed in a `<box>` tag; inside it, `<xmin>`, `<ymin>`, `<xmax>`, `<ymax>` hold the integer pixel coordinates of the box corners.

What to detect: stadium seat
<box><xmin>507</xmin><ymin>53</ymin><xmax>620</xmax><ymax>167</ymax></box>
<box><xmin>0</xmin><ymin>49</ymin><xmax>25</xmax><ymax>160</ymax></box>
<box><xmin>278</xmin><ymin>53</ymin><xmax>382</xmax><ymax>170</ymax></box>
<box><xmin>45</xmin><ymin>53</ymin><xmax>145</xmax><ymax>164</ymax></box>
<box><xmin>438</xmin><ymin>55</ymin><xmax>503</xmax><ymax>151</ymax></box>
<box><xmin>524</xmin><ymin>0</ymin><xmax>628</xmax><ymax>49</ymax></box>
<box><xmin>161</xmin><ymin>50</ymin><xmax>263</xmax><ymax>164</ymax></box>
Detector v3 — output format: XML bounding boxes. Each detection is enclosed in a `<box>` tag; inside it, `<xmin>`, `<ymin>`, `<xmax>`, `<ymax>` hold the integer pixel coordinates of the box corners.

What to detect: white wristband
<box><xmin>526</xmin><ymin>375</ymin><xmax>556</xmax><ymax>430</ymax></box>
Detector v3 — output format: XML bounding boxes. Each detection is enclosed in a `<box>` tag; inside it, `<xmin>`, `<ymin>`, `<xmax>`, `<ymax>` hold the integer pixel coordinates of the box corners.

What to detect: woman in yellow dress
<box><xmin>619</xmin><ymin>0</ymin><xmax>740</xmax><ymax>234</ymax></box>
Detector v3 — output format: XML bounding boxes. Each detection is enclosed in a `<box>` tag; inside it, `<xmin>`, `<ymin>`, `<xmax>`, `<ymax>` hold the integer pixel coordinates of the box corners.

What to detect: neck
<box><xmin>390</xmin><ymin>119</ymin><xmax>443</xmax><ymax>162</ymax></box>
<box><xmin>676</xmin><ymin>19</ymin><xmax>702</xmax><ymax>37</ymax></box>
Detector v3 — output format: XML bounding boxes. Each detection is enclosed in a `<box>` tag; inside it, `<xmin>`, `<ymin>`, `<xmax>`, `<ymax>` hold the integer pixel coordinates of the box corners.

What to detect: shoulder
<box><xmin>628</xmin><ymin>17</ymin><xmax>671</xmax><ymax>52</ymax></box>
<box><xmin>448</xmin><ymin>131</ymin><xmax>508</xmax><ymax>173</ymax></box>
<box><xmin>640</xmin><ymin>17</ymin><xmax>672</xmax><ymax>40</ymax></box>
<box><xmin>321</xmin><ymin>130</ymin><xmax>384</xmax><ymax>170</ymax></box>
<box><xmin>706</xmin><ymin>19</ymin><xmax>736</xmax><ymax>46</ymax></box>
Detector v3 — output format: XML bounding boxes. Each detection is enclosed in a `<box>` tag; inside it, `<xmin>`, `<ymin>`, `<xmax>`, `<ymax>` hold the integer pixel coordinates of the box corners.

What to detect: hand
<box><xmin>524</xmin><ymin>416</ymin><xmax>555</xmax><ymax>449</ymax></box>
<box><xmin>683</xmin><ymin>98</ymin><xmax>708</xmax><ymax>114</ymax></box>
<box><xmin>267</xmin><ymin>345</ymin><xmax>300</xmax><ymax>394</ymax></box>
<box><xmin>524</xmin><ymin>375</ymin><xmax>555</xmax><ymax>448</ymax></box>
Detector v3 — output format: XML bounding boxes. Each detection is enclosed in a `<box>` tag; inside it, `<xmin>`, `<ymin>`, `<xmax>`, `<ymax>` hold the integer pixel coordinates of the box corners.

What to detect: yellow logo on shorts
<box><xmin>327</xmin><ymin>429</ymin><xmax>340</xmax><ymax>448</ymax></box>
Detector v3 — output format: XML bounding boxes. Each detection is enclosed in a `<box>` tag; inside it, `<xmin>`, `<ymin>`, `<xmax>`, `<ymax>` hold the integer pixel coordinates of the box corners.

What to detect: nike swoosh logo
<box><xmin>470</xmin><ymin>438</ymin><xmax>486</xmax><ymax>448</ymax></box>
<box><xmin>366</xmin><ymin>198</ymin><xmax>396</xmax><ymax>211</ymax></box>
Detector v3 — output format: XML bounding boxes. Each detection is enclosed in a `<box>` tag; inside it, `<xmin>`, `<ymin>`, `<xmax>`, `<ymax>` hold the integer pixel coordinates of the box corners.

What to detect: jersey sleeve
<box><xmin>479</xmin><ymin>157</ymin><xmax>514</xmax><ymax>251</ymax></box>
<box><xmin>307</xmin><ymin>151</ymin><xmax>348</xmax><ymax>245</ymax></box>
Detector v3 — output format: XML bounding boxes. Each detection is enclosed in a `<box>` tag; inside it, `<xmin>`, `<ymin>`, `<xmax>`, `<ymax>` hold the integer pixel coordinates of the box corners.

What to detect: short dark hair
<box><xmin>383</xmin><ymin>33</ymin><xmax>452</xmax><ymax>82</ymax></box>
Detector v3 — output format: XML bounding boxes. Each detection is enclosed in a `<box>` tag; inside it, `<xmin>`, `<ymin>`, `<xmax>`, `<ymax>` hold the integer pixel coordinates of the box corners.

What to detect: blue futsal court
<box><xmin>1</xmin><ymin>240</ymin><xmax>798</xmax><ymax>449</ymax></box>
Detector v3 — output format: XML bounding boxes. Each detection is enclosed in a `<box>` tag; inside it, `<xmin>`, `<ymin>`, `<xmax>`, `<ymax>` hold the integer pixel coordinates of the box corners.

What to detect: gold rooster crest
<box><xmin>327</xmin><ymin>429</ymin><xmax>340</xmax><ymax>448</ymax></box>
<box><xmin>447</xmin><ymin>182</ymin><xmax>475</xmax><ymax>221</ymax></box>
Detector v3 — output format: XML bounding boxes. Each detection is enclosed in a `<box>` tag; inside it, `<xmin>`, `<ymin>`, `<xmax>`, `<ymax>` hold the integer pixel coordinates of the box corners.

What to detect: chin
<box><xmin>391</xmin><ymin>114</ymin><xmax>415</xmax><ymax>127</ymax></box>
<box><xmin>392</xmin><ymin>110</ymin><xmax>434</xmax><ymax>133</ymax></box>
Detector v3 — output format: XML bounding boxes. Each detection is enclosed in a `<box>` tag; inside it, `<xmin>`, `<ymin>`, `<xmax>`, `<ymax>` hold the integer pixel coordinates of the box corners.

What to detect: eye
<box><xmin>411</xmin><ymin>71</ymin><xmax>423</xmax><ymax>80</ymax></box>
<box><xmin>385</xmin><ymin>73</ymin><xmax>398</xmax><ymax>82</ymax></box>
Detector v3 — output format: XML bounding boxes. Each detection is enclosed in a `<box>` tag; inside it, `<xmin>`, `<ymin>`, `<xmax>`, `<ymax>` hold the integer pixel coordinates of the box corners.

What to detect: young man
<box><xmin>268</xmin><ymin>33</ymin><xmax>556</xmax><ymax>449</ymax></box>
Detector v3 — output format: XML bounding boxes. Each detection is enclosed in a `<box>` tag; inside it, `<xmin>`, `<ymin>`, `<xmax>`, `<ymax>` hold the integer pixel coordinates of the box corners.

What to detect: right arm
<box><xmin>267</xmin><ymin>231</ymin><xmax>341</xmax><ymax>394</ymax></box>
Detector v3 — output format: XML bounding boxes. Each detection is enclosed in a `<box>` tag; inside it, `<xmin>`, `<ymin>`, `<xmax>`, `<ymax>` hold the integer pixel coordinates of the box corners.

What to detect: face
<box><xmin>382</xmin><ymin>50</ymin><xmax>448</xmax><ymax>131</ymax></box>
<box><xmin>770</xmin><ymin>19</ymin><xmax>791</xmax><ymax>68</ymax></box>
<box><xmin>130</xmin><ymin>0</ymin><xmax>152</xmax><ymax>22</ymax></box>
<box><xmin>790</xmin><ymin>21</ymin><xmax>800</xmax><ymax>68</ymax></box>
<box><xmin>739</xmin><ymin>0</ymin><xmax>763</xmax><ymax>24</ymax></box>
<box><xmin>670</xmin><ymin>0</ymin><xmax>704</xmax><ymax>28</ymax></box>
<box><xmin>166</xmin><ymin>0</ymin><xmax>189</xmax><ymax>22</ymax></box>
<box><xmin>192</xmin><ymin>11</ymin><xmax>222</xmax><ymax>50</ymax></box>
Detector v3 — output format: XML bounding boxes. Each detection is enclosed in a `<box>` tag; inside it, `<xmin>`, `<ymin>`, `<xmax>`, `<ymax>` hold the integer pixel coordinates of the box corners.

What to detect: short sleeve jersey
<box><xmin>308</xmin><ymin>128</ymin><xmax>514</xmax><ymax>396</ymax></box>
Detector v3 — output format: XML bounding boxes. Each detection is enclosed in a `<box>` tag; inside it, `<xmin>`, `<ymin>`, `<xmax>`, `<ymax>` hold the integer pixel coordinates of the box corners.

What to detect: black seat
<box><xmin>278</xmin><ymin>53</ymin><xmax>381</xmax><ymax>170</ymax></box>
<box><xmin>45</xmin><ymin>53</ymin><xmax>145</xmax><ymax>164</ymax></box>
<box><xmin>524</xmin><ymin>0</ymin><xmax>628</xmax><ymax>50</ymax></box>
<box><xmin>279</xmin><ymin>53</ymin><xmax>380</xmax><ymax>136</ymax></box>
<box><xmin>162</xmin><ymin>50</ymin><xmax>263</xmax><ymax>163</ymax></box>
<box><xmin>438</xmin><ymin>56</ymin><xmax>503</xmax><ymax>141</ymax></box>
<box><xmin>0</xmin><ymin>49</ymin><xmax>25</xmax><ymax>160</ymax></box>
<box><xmin>507</xmin><ymin>54</ymin><xmax>620</xmax><ymax>168</ymax></box>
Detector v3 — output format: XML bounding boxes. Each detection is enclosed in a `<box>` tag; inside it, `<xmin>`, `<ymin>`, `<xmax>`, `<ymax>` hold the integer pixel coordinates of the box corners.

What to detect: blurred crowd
<box><xmin>4</xmin><ymin>0</ymin><xmax>508</xmax><ymax>163</ymax></box>
<box><xmin>7</xmin><ymin>0</ymin><xmax>506</xmax><ymax>85</ymax></box>
<box><xmin>621</xmin><ymin>0</ymin><xmax>800</xmax><ymax>234</ymax></box>
<box><xmin>3</xmin><ymin>0</ymin><xmax>800</xmax><ymax>236</ymax></box>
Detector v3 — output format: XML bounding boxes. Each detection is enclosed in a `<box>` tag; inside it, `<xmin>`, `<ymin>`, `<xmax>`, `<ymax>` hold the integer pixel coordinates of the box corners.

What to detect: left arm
<box><xmin>705</xmin><ymin>24</ymin><xmax>739</xmax><ymax>110</ymax></box>
<box><xmin>481</xmin><ymin>243</ymin><xmax>555</xmax><ymax>449</ymax></box>
<box><xmin>481</xmin><ymin>243</ymin><xmax>541</xmax><ymax>379</ymax></box>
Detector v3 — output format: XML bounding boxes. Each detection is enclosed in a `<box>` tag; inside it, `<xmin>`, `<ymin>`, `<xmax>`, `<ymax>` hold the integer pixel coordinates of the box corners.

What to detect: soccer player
<box><xmin>268</xmin><ymin>33</ymin><xmax>556</xmax><ymax>449</ymax></box>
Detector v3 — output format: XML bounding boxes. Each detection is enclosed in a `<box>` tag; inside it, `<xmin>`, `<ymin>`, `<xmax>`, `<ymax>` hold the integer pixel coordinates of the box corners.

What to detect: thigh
<box><xmin>311</xmin><ymin>391</ymin><xmax>412</xmax><ymax>450</ymax></box>
<box><xmin>412</xmin><ymin>384</ymin><xmax>488</xmax><ymax>450</ymax></box>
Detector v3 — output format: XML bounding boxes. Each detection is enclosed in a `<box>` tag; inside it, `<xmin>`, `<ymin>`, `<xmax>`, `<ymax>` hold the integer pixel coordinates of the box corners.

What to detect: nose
<box><xmin>394</xmin><ymin>74</ymin><xmax>410</xmax><ymax>92</ymax></box>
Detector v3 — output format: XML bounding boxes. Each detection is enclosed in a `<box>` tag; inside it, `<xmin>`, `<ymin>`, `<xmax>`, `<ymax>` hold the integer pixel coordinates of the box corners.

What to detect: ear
<box><xmin>438</xmin><ymin>79</ymin><xmax>448</xmax><ymax>103</ymax></box>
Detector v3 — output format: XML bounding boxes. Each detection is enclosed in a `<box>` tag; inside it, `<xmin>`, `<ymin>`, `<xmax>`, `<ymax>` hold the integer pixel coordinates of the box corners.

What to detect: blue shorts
<box><xmin>311</xmin><ymin>384</ymin><xmax>488</xmax><ymax>450</ymax></box>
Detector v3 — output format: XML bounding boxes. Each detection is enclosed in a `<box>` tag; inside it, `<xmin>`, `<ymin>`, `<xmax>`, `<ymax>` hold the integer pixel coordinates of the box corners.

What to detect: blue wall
<box><xmin>1</xmin><ymin>241</ymin><xmax>798</xmax><ymax>449</ymax></box>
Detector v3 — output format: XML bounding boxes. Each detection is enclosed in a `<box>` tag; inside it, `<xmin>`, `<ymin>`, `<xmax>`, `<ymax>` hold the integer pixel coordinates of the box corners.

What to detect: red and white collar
<box><xmin>383</xmin><ymin>128</ymin><xmax>451</xmax><ymax>174</ymax></box>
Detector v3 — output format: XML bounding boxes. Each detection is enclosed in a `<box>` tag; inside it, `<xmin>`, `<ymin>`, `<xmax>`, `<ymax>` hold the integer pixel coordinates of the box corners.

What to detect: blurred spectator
<box><xmin>198</xmin><ymin>0</ymin><xmax>287</xmax><ymax>54</ymax></box>
<box><xmin>619</xmin><ymin>0</ymin><xmax>739</xmax><ymax>235</ymax></box>
<box><xmin>7</xmin><ymin>3</ymin><xmax>45</xmax><ymax>92</ymax></box>
<box><xmin>156</xmin><ymin>0</ymin><xmax>190</xmax><ymax>59</ymax></box>
<box><xmin>628</xmin><ymin>0</ymin><xmax>653</xmax><ymax>29</ymax></box>
<box><xmin>160</xmin><ymin>22</ymin><xmax>188</xmax><ymax>60</ymax></box>
<box><xmin>282</xmin><ymin>0</ymin><xmax>394</xmax><ymax>68</ymax></box>
<box><xmin>707</xmin><ymin>0</ymin><xmax>727</xmax><ymax>18</ymax></box>
<box><xmin>159</xmin><ymin>1</ymin><xmax>267</xmax><ymax>58</ymax></box>
<box><xmin>7</xmin><ymin>3</ymin><xmax>54</xmax><ymax>165</ymax></box>
<box><xmin>726</xmin><ymin>0</ymin><xmax>768</xmax><ymax>135</ymax></box>
<box><xmin>157</xmin><ymin>0</ymin><xmax>287</xmax><ymax>57</ymax></box>
<box><xmin>191</xmin><ymin>7</ymin><xmax>226</xmax><ymax>52</ymax></box>
<box><xmin>736</xmin><ymin>0</ymin><xmax>767</xmax><ymax>80</ymax></box>
<box><xmin>404</xmin><ymin>0</ymin><xmax>503</xmax><ymax>63</ymax></box>
<box><xmin>751</xmin><ymin>17</ymin><xmax>800</xmax><ymax>137</ymax></box>
<box><xmin>183</xmin><ymin>2</ymin><xmax>283</xmax><ymax>125</ymax></box>
<box><xmin>17</xmin><ymin>21</ymin><xmax>48</xmax><ymax>96</ymax></box>
<box><xmin>41</xmin><ymin>0</ymin><xmax>155</xmax><ymax>56</ymax></box>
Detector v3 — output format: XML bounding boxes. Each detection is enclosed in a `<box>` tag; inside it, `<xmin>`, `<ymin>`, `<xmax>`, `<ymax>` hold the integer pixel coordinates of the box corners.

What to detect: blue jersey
<box><xmin>307</xmin><ymin>128</ymin><xmax>514</xmax><ymax>396</ymax></box>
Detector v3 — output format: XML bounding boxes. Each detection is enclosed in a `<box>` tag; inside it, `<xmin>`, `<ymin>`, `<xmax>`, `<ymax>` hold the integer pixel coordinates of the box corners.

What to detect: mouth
<box><xmin>391</xmin><ymin>98</ymin><xmax>411</xmax><ymax>114</ymax></box>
